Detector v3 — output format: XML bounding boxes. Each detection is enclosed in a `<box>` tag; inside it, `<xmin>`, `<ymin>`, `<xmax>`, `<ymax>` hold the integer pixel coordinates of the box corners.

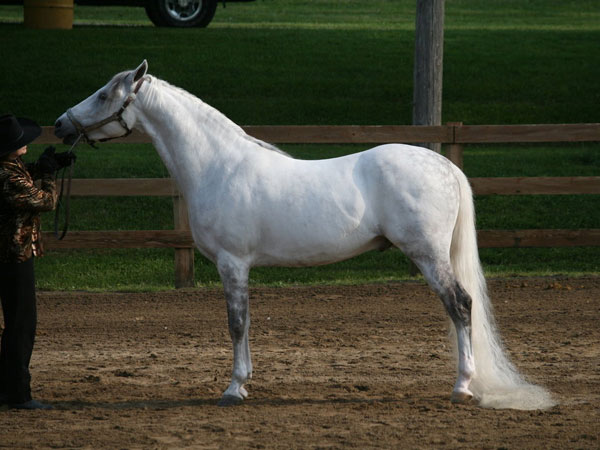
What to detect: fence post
<box><xmin>413</xmin><ymin>0</ymin><xmax>445</xmax><ymax>154</ymax></box>
<box><xmin>173</xmin><ymin>191</ymin><xmax>195</xmax><ymax>288</ymax></box>
<box><xmin>446</xmin><ymin>121</ymin><xmax>464</xmax><ymax>169</ymax></box>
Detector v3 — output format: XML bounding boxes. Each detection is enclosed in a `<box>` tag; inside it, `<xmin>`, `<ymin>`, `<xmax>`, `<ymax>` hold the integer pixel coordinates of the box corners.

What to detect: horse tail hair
<box><xmin>449</xmin><ymin>166</ymin><xmax>556</xmax><ymax>410</ymax></box>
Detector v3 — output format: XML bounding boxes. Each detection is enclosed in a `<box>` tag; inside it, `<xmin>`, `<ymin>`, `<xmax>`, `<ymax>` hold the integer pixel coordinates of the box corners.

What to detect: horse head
<box><xmin>55</xmin><ymin>60</ymin><xmax>149</xmax><ymax>145</ymax></box>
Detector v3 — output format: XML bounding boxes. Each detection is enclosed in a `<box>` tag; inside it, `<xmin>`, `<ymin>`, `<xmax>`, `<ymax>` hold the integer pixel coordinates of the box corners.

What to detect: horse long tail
<box><xmin>449</xmin><ymin>167</ymin><xmax>556</xmax><ymax>410</ymax></box>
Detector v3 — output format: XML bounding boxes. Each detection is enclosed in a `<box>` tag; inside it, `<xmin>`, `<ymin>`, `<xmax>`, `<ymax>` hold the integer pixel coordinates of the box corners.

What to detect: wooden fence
<box><xmin>35</xmin><ymin>123</ymin><xmax>600</xmax><ymax>287</ymax></box>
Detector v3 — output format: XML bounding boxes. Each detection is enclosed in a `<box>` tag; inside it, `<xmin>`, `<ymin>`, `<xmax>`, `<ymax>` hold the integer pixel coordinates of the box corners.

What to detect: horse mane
<box><xmin>143</xmin><ymin>75</ymin><xmax>291</xmax><ymax>158</ymax></box>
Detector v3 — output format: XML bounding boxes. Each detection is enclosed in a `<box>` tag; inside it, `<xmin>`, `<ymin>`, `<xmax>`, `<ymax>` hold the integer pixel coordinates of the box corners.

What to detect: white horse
<box><xmin>55</xmin><ymin>61</ymin><xmax>555</xmax><ymax>410</ymax></box>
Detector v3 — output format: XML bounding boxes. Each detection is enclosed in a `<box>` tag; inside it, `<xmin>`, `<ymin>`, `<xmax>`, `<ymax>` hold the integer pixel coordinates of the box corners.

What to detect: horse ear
<box><xmin>133</xmin><ymin>60</ymin><xmax>148</xmax><ymax>82</ymax></box>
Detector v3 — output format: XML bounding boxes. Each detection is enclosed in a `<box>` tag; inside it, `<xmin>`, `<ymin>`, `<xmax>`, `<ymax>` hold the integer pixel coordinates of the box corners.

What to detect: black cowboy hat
<box><xmin>0</xmin><ymin>114</ymin><xmax>42</xmax><ymax>158</ymax></box>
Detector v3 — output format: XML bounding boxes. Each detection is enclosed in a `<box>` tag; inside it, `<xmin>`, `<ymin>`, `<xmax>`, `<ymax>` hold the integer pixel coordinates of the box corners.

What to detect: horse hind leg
<box><xmin>446</xmin><ymin>281</ymin><xmax>477</xmax><ymax>405</ymax></box>
<box><xmin>413</xmin><ymin>257</ymin><xmax>476</xmax><ymax>404</ymax></box>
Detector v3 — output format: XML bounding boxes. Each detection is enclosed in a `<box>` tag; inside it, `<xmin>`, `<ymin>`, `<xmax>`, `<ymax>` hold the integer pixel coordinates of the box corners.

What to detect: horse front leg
<box><xmin>217</xmin><ymin>256</ymin><xmax>252</xmax><ymax>406</ymax></box>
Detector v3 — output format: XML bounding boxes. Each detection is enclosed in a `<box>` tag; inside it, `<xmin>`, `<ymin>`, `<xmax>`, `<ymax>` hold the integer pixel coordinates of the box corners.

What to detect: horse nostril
<box><xmin>55</xmin><ymin>120</ymin><xmax>61</xmax><ymax>128</ymax></box>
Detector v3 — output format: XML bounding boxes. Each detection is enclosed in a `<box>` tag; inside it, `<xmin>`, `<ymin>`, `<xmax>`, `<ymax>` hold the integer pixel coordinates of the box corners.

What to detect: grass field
<box><xmin>0</xmin><ymin>1</ymin><xmax>598</xmax><ymax>290</ymax></box>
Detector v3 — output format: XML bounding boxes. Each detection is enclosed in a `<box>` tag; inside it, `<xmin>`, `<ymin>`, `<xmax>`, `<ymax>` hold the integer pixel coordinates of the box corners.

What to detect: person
<box><xmin>0</xmin><ymin>114</ymin><xmax>74</xmax><ymax>410</ymax></box>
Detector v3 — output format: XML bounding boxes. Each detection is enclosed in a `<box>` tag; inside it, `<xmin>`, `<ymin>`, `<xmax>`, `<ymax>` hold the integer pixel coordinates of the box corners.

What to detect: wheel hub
<box><xmin>166</xmin><ymin>0</ymin><xmax>202</xmax><ymax>22</ymax></box>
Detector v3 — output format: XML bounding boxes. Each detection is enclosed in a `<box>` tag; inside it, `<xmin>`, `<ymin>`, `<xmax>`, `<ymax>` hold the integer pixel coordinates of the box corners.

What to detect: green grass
<box><xmin>1</xmin><ymin>2</ymin><xmax>599</xmax><ymax>125</ymax></box>
<box><xmin>3</xmin><ymin>1</ymin><xmax>600</xmax><ymax>31</ymax></box>
<box><xmin>1</xmin><ymin>1</ymin><xmax>599</xmax><ymax>290</ymax></box>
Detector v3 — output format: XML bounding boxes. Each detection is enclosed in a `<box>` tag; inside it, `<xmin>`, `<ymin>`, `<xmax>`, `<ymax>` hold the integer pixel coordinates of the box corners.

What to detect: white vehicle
<box><xmin>2</xmin><ymin>0</ymin><xmax>255</xmax><ymax>27</ymax></box>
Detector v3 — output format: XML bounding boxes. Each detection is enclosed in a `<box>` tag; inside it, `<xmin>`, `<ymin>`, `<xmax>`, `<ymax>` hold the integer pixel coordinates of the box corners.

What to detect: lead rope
<box><xmin>54</xmin><ymin>134</ymin><xmax>83</xmax><ymax>240</ymax></box>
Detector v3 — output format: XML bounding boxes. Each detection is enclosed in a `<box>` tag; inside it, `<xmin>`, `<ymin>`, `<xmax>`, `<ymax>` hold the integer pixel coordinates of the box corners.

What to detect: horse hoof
<box><xmin>218</xmin><ymin>395</ymin><xmax>244</xmax><ymax>407</ymax></box>
<box><xmin>451</xmin><ymin>391</ymin><xmax>474</xmax><ymax>405</ymax></box>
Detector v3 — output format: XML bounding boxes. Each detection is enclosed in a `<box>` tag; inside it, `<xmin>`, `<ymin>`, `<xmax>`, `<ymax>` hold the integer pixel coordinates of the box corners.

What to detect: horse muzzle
<box><xmin>54</xmin><ymin>113</ymin><xmax>79</xmax><ymax>145</ymax></box>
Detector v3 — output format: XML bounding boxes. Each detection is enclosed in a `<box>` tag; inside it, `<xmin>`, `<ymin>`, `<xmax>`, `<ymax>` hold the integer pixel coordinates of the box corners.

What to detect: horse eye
<box><xmin>98</xmin><ymin>92</ymin><xmax>108</xmax><ymax>101</ymax></box>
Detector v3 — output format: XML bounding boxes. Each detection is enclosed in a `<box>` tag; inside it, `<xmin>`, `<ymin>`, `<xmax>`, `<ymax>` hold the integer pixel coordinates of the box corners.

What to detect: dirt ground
<box><xmin>0</xmin><ymin>277</ymin><xmax>598</xmax><ymax>449</ymax></box>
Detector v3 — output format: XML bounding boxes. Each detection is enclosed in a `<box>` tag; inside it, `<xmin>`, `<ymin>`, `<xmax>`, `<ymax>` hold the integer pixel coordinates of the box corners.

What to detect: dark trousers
<box><xmin>0</xmin><ymin>257</ymin><xmax>36</xmax><ymax>403</ymax></box>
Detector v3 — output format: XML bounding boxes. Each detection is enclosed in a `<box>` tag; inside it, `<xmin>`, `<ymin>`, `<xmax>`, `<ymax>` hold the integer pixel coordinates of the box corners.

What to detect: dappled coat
<box><xmin>0</xmin><ymin>157</ymin><xmax>57</xmax><ymax>262</ymax></box>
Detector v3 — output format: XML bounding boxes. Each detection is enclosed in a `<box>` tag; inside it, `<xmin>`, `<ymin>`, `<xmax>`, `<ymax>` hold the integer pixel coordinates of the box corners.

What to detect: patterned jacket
<box><xmin>0</xmin><ymin>157</ymin><xmax>57</xmax><ymax>263</ymax></box>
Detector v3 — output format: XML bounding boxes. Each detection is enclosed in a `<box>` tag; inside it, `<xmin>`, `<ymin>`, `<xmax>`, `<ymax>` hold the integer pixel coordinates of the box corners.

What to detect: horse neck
<box><xmin>133</xmin><ymin>78</ymin><xmax>249</xmax><ymax>194</ymax></box>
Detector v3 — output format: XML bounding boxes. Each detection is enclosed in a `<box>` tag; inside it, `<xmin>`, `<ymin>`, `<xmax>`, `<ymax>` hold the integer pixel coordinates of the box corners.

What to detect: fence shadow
<box><xmin>49</xmin><ymin>395</ymin><xmax>413</xmax><ymax>411</ymax></box>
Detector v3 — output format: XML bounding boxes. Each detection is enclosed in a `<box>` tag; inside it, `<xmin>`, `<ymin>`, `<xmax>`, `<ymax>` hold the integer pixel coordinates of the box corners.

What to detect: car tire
<box><xmin>144</xmin><ymin>0</ymin><xmax>218</xmax><ymax>28</ymax></box>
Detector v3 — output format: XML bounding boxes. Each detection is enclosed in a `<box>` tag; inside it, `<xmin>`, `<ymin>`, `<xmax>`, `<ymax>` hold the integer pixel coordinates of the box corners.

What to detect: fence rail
<box><xmin>37</xmin><ymin>123</ymin><xmax>600</xmax><ymax>287</ymax></box>
<box><xmin>40</xmin><ymin>229</ymin><xmax>600</xmax><ymax>250</ymax></box>
<box><xmin>40</xmin><ymin>176</ymin><xmax>600</xmax><ymax>197</ymax></box>
<box><xmin>37</xmin><ymin>123</ymin><xmax>600</xmax><ymax>145</ymax></box>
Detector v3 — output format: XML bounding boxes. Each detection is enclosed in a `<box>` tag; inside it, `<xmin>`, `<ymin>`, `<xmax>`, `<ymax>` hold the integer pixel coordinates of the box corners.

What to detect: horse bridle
<box><xmin>66</xmin><ymin>77</ymin><xmax>147</xmax><ymax>146</ymax></box>
<box><xmin>55</xmin><ymin>77</ymin><xmax>146</xmax><ymax>240</ymax></box>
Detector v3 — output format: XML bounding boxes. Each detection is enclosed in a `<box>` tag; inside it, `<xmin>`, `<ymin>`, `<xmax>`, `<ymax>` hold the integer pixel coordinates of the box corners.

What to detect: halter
<box><xmin>55</xmin><ymin>77</ymin><xmax>146</xmax><ymax>240</ymax></box>
<box><xmin>66</xmin><ymin>77</ymin><xmax>146</xmax><ymax>146</ymax></box>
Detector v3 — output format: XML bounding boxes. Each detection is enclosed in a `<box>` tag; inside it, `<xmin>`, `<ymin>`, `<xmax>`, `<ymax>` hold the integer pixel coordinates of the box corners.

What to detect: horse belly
<box><xmin>254</xmin><ymin>231</ymin><xmax>389</xmax><ymax>267</ymax></box>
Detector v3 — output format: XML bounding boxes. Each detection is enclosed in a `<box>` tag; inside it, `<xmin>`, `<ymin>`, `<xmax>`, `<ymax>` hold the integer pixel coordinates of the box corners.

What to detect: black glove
<box><xmin>54</xmin><ymin>151</ymin><xmax>76</xmax><ymax>169</ymax></box>
<box><xmin>37</xmin><ymin>146</ymin><xmax>60</xmax><ymax>175</ymax></box>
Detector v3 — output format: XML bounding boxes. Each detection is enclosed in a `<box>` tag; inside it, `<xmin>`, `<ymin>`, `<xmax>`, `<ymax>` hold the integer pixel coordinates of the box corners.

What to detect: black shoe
<box><xmin>9</xmin><ymin>399</ymin><xmax>53</xmax><ymax>410</ymax></box>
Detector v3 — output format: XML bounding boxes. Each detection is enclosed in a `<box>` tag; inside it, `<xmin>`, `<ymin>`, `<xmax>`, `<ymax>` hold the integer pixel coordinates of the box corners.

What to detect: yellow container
<box><xmin>24</xmin><ymin>0</ymin><xmax>74</xmax><ymax>30</ymax></box>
